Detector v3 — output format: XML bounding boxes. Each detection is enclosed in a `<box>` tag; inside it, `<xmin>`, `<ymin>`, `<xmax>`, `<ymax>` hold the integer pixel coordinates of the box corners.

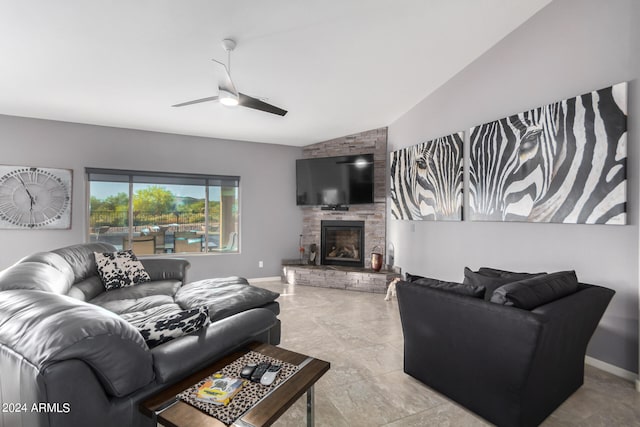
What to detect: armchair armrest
<box><xmin>140</xmin><ymin>257</ymin><xmax>190</xmax><ymax>285</ymax></box>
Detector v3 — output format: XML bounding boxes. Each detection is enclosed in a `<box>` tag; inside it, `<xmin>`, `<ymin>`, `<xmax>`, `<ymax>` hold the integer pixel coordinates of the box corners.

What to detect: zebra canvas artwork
<box><xmin>390</xmin><ymin>132</ymin><xmax>463</xmax><ymax>221</ymax></box>
<box><xmin>469</xmin><ymin>82</ymin><xmax>627</xmax><ymax>224</ymax></box>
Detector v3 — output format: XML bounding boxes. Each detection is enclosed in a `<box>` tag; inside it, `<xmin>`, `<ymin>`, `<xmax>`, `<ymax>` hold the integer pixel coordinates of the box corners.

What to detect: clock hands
<box><xmin>15</xmin><ymin>174</ymin><xmax>36</xmax><ymax>223</ymax></box>
<box><xmin>26</xmin><ymin>188</ymin><xmax>35</xmax><ymax>209</ymax></box>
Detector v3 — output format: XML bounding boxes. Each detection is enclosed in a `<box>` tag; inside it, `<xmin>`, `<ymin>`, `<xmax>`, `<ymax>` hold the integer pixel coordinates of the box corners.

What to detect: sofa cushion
<box><xmin>121</xmin><ymin>304</ymin><xmax>209</xmax><ymax>348</ymax></box>
<box><xmin>490</xmin><ymin>270</ymin><xmax>579</xmax><ymax>309</ymax></box>
<box><xmin>463</xmin><ymin>267</ymin><xmax>544</xmax><ymax>301</ymax></box>
<box><xmin>410</xmin><ymin>277</ymin><xmax>485</xmax><ymax>298</ymax></box>
<box><xmin>95</xmin><ymin>250</ymin><xmax>151</xmax><ymax>291</ymax></box>
<box><xmin>150</xmin><ymin>308</ymin><xmax>277</xmax><ymax>384</ymax></box>
<box><xmin>89</xmin><ymin>280</ymin><xmax>181</xmax><ymax>307</ymax></box>
<box><xmin>175</xmin><ymin>277</ymin><xmax>280</xmax><ymax>322</ymax></box>
<box><xmin>92</xmin><ymin>294</ymin><xmax>177</xmax><ymax>315</ymax></box>
<box><xmin>67</xmin><ymin>276</ymin><xmax>106</xmax><ymax>301</ymax></box>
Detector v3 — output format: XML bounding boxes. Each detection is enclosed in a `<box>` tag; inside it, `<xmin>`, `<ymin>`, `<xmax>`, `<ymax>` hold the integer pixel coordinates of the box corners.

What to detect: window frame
<box><xmin>86</xmin><ymin>168</ymin><xmax>240</xmax><ymax>255</ymax></box>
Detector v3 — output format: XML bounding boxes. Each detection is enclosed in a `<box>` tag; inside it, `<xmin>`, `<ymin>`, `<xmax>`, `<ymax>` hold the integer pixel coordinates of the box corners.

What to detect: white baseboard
<box><xmin>248</xmin><ymin>276</ymin><xmax>281</xmax><ymax>283</ymax></box>
<box><xmin>585</xmin><ymin>355</ymin><xmax>638</xmax><ymax>386</ymax></box>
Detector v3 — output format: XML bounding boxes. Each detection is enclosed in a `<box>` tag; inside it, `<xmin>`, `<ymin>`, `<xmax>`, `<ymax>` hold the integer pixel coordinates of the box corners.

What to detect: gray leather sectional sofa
<box><xmin>0</xmin><ymin>243</ymin><xmax>281</xmax><ymax>427</ymax></box>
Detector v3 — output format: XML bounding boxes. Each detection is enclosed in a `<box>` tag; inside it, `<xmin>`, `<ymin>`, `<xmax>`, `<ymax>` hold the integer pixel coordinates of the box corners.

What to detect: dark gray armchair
<box><xmin>397</xmin><ymin>279</ymin><xmax>614</xmax><ymax>427</ymax></box>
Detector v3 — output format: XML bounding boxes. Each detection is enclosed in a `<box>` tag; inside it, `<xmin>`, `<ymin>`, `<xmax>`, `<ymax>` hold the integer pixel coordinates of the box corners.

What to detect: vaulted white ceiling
<box><xmin>0</xmin><ymin>0</ymin><xmax>552</xmax><ymax>146</ymax></box>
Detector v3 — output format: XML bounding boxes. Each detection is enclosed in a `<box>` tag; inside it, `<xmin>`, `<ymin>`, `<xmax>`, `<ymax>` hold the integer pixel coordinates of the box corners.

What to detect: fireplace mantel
<box><xmin>281</xmin><ymin>264</ymin><xmax>401</xmax><ymax>294</ymax></box>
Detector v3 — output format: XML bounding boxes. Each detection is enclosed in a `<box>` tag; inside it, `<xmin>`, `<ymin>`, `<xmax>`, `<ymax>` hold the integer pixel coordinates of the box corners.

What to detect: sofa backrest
<box><xmin>51</xmin><ymin>242</ymin><xmax>116</xmax><ymax>284</ymax></box>
<box><xmin>0</xmin><ymin>242</ymin><xmax>116</xmax><ymax>296</ymax></box>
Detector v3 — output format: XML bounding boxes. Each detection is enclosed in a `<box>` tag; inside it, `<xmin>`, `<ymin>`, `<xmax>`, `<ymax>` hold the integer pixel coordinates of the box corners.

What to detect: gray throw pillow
<box><xmin>411</xmin><ymin>276</ymin><xmax>486</xmax><ymax>299</ymax></box>
<box><xmin>463</xmin><ymin>267</ymin><xmax>544</xmax><ymax>301</ymax></box>
<box><xmin>490</xmin><ymin>270</ymin><xmax>579</xmax><ymax>310</ymax></box>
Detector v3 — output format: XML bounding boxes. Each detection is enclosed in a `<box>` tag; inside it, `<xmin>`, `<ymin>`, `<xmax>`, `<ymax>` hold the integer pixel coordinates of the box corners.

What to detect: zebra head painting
<box><xmin>390</xmin><ymin>132</ymin><xmax>463</xmax><ymax>221</ymax></box>
<box><xmin>469</xmin><ymin>82</ymin><xmax>627</xmax><ymax>224</ymax></box>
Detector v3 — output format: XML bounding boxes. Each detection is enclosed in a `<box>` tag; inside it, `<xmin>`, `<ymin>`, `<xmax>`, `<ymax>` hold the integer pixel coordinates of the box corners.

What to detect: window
<box><xmin>87</xmin><ymin>168</ymin><xmax>239</xmax><ymax>255</ymax></box>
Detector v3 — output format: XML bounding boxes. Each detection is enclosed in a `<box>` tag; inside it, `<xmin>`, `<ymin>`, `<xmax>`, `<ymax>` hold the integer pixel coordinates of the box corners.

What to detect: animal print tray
<box><xmin>178</xmin><ymin>351</ymin><xmax>299</xmax><ymax>426</ymax></box>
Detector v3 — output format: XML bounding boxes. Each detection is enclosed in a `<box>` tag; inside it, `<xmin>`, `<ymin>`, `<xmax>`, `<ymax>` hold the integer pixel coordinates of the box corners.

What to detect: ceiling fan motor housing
<box><xmin>221</xmin><ymin>38</ymin><xmax>236</xmax><ymax>52</ymax></box>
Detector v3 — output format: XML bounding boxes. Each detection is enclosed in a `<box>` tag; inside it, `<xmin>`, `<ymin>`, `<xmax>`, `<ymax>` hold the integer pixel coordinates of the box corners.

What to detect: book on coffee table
<box><xmin>195</xmin><ymin>373</ymin><xmax>245</xmax><ymax>406</ymax></box>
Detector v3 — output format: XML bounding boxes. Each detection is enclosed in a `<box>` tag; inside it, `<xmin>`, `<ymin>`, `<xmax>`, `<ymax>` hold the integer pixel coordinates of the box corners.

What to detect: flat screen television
<box><xmin>296</xmin><ymin>154</ymin><xmax>374</xmax><ymax>206</ymax></box>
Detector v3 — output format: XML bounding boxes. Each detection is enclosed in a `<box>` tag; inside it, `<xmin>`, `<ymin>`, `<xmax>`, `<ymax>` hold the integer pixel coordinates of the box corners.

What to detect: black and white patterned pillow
<box><xmin>134</xmin><ymin>306</ymin><xmax>209</xmax><ymax>347</ymax></box>
<box><xmin>94</xmin><ymin>250</ymin><xmax>151</xmax><ymax>291</ymax></box>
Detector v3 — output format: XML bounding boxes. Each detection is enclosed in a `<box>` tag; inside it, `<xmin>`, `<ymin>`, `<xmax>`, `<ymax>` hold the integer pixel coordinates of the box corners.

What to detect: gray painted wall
<box><xmin>0</xmin><ymin>114</ymin><xmax>302</xmax><ymax>281</ymax></box>
<box><xmin>387</xmin><ymin>0</ymin><xmax>639</xmax><ymax>374</ymax></box>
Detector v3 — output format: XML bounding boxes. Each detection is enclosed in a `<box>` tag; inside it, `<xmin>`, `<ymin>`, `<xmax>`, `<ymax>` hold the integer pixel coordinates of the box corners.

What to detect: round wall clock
<box><xmin>0</xmin><ymin>166</ymin><xmax>72</xmax><ymax>229</ymax></box>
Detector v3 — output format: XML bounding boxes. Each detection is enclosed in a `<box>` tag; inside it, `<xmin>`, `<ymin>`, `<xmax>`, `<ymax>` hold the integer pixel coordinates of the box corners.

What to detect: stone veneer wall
<box><xmin>300</xmin><ymin>127</ymin><xmax>387</xmax><ymax>269</ymax></box>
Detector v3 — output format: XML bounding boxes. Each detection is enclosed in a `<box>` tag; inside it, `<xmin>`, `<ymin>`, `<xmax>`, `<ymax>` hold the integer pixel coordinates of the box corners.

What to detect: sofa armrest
<box><xmin>150</xmin><ymin>308</ymin><xmax>277</xmax><ymax>384</ymax></box>
<box><xmin>139</xmin><ymin>258</ymin><xmax>190</xmax><ymax>285</ymax></box>
<box><xmin>0</xmin><ymin>290</ymin><xmax>154</xmax><ymax>397</ymax></box>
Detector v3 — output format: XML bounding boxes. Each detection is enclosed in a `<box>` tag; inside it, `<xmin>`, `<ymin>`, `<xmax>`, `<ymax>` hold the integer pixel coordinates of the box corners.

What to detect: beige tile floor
<box><xmin>253</xmin><ymin>280</ymin><xmax>640</xmax><ymax>427</ymax></box>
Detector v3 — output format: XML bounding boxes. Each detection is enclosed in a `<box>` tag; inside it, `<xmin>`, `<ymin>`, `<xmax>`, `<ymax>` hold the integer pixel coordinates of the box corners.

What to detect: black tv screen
<box><xmin>296</xmin><ymin>154</ymin><xmax>374</xmax><ymax>206</ymax></box>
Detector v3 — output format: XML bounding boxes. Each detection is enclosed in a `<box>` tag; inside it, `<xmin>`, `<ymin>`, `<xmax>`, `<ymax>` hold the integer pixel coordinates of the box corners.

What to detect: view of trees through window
<box><xmin>87</xmin><ymin>169</ymin><xmax>239</xmax><ymax>255</ymax></box>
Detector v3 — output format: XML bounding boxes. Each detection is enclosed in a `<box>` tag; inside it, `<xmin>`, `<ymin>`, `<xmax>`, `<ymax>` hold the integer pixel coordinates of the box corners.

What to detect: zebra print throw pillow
<box><xmin>94</xmin><ymin>250</ymin><xmax>151</xmax><ymax>291</ymax></box>
<box><xmin>134</xmin><ymin>306</ymin><xmax>210</xmax><ymax>348</ymax></box>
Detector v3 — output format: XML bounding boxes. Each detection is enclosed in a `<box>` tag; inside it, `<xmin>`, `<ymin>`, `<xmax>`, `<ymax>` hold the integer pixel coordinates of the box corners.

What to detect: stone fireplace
<box><xmin>321</xmin><ymin>220</ymin><xmax>365</xmax><ymax>267</ymax></box>
<box><xmin>282</xmin><ymin>127</ymin><xmax>401</xmax><ymax>293</ymax></box>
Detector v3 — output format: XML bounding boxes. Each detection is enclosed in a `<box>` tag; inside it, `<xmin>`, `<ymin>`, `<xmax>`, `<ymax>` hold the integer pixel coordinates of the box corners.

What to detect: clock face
<box><xmin>0</xmin><ymin>166</ymin><xmax>72</xmax><ymax>229</ymax></box>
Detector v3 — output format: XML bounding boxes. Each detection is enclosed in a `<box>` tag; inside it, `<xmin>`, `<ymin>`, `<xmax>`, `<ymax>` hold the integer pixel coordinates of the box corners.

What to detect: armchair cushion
<box><xmin>491</xmin><ymin>270</ymin><xmax>579</xmax><ymax>309</ymax></box>
<box><xmin>94</xmin><ymin>250</ymin><xmax>151</xmax><ymax>291</ymax></box>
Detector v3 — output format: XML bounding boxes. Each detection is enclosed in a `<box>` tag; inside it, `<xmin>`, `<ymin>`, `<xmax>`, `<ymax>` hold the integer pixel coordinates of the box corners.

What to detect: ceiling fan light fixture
<box><xmin>218</xmin><ymin>88</ymin><xmax>239</xmax><ymax>106</ymax></box>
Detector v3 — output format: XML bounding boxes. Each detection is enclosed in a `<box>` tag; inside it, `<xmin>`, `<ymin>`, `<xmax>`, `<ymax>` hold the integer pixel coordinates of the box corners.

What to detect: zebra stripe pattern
<box><xmin>469</xmin><ymin>82</ymin><xmax>627</xmax><ymax>224</ymax></box>
<box><xmin>390</xmin><ymin>132</ymin><xmax>463</xmax><ymax>221</ymax></box>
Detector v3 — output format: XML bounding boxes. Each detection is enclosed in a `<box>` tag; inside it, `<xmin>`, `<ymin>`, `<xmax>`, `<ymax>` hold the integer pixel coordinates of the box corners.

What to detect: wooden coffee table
<box><xmin>140</xmin><ymin>342</ymin><xmax>330</xmax><ymax>427</ymax></box>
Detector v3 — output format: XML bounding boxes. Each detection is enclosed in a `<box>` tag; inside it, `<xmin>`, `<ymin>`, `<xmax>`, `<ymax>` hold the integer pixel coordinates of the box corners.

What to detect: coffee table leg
<box><xmin>307</xmin><ymin>385</ymin><xmax>315</xmax><ymax>427</ymax></box>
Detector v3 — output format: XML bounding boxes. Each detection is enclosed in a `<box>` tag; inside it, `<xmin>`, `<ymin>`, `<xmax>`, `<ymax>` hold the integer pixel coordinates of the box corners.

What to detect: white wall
<box><xmin>0</xmin><ymin>114</ymin><xmax>302</xmax><ymax>281</ymax></box>
<box><xmin>387</xmin><ymin>0</ymin><xmax>639</xmax><ymax>374</ymax></box>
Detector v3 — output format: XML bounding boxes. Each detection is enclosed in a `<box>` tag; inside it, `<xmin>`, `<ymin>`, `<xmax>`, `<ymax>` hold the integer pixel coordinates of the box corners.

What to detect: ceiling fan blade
<box><xmin>238</xmin><ymin>93</ymin><xmax>288</xmax><ymax>116</ymax></box>
<box><xmin>172</xmin><ymin>96</ymin><xmax>219</xmax><ymax>107</ymax></box>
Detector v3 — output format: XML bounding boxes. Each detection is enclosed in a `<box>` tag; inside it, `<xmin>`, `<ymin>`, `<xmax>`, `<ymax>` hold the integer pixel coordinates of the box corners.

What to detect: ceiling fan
<box><xmin>172</xmin><ymin>39</ymin><xmax>288</xmax><ymax>116</ymax></box>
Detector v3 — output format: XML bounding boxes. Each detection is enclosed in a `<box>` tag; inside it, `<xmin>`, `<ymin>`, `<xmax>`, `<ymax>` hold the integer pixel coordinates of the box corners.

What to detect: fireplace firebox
<box><xmin>321</xmin><ymin>220</ymin><xmax>365</xmax><ymax>267</ymax></box>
